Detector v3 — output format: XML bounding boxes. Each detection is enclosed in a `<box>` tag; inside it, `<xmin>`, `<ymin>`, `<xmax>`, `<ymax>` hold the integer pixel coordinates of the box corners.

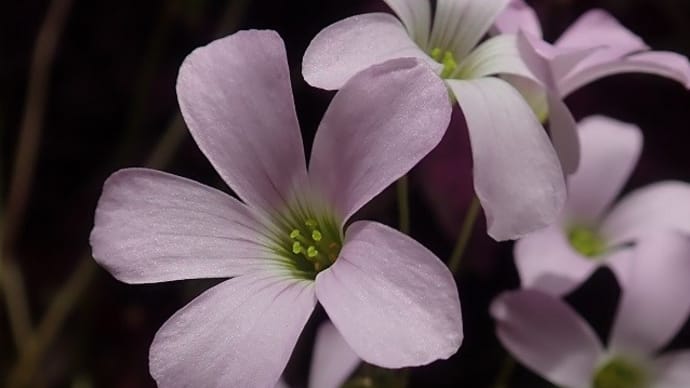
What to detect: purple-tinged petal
<box><xmin>274</xmin><ymin>381</ymin><xmax>289</xmax><ymax>388</ymax></box>
<box><xmin>601</xmin><ymin>181</ymin><xmax>690</xmax><ymax>245</ymax></box>
<box><xmin>309</xmin><ymin>58</ymin><xmax>451</xmax><ymax>222</ymax></box>
<box><xmin>565</xmin><ymin>116</ymin><xmax>642</xmax><ymax>225</ymax></box>
<box><xmin>308</xmin><ymin>321</ymin><xmax>360</xmax><ymax>388</ymax></box>
<box><xmin>493</xmin><ymin>0</ymin><xmax>542</xmax><ymax>38</ymax></box>
<box><xmin>315</xmin><ymin>221</ymin><xmax>462</xmax><ymax>368</ymax></box>
<box><xmin>90</xmin><ymin>168</ymin><xmax>274</xmax><ymax>284</ymax></box>
<box><xmin>491</xmin><ymin>289</ymin><xmax>604</xmax><ymax>387</ymax></box>
<box><xmin>382</xmin><ymin>0</ymin><xmax>431</xmax><ymax>48</ymax></box>
<box><xmin>609</xmin><ymin>232</ymin><xmax>690</xmax><ymax>355</ymax></box>
<box><xmin>177</xmin><ymin>30</ymin><xmax>307</xmax><ymax>213</ymax></box>
<box><xmin>514</xmin><ymin>225</ymin><xmax>600</xmax><ymax>296</ymax></box>
<box><xmin>432</xmin><ymin>0</ymin><xmax>510</xmax><ymax>60</ymax></box>
<box><xmin>447</xmin><ymin>77</ymin><xmax>566</xmax><ymax>240</ymax></box>
<box><xmin>302</xmin><ymin>13</ymin><xmax>438</xmax><ymax>91</ymax></box>
<box><xmin>546</xmin><ymin>92</ymin><xmax>580</xmax><ymax>174</ymax></box>
<box><xmin>150</xmin><ymin>273</ymin><xmax>316</xmax><ymax>388</ymax></box>
<box><xmin>654</xmin><ymin>351</ymin><xmax>690</xmax><ymax>388</ymax></box>
<box><xmin>555</xmin><ymin>9</ymin><xmax>648</xmax><ymax>55</ymax></box>
<box><xmin>560</xmin><ymin>51</ymin><xmax>690</xmax><ymax>96</ymax></box>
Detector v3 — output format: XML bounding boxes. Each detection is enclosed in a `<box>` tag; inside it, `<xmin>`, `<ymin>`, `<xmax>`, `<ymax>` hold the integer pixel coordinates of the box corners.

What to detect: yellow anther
<box><xmin>441</xmin><ymin>51</ymin><xmax>457</xmax><ymax>78</ymax></box>
<box><xmin>431</xmin><ymin>47</ymin><xmax>442</xmax><ymax>62</ymax></box>
<box><xmin>292</xmin><ymin>241</ymin><xmax>303</xmax><ymax>254</ymax></box>
<box><xmin>311</xmin><ymin>230</ymin><xmax>322</xmax><ymax>241</ymax></box>
<box><xmin>307</xmin><ymin>246</ymin><xmax>319</xmax><ymax>258</ymax></box>
<box><xmin>289</xmin><ymin>229</ymin><xmax>301</xmax><ymax>239</ymax></box>
<box><xmin>305</xmin><ymin>219</ymin><xmax>318</xmax><ymax>228</ymax></box>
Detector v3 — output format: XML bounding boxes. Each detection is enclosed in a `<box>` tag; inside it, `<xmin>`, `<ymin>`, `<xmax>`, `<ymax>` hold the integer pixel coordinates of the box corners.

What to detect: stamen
<box><xmin>430</xmin><ymin>47</ymin><xmax>458</xmax><ymax>78</ymax></box>
<box><xmin>289</xmin><ymin>229</ymin><xmax>301</xmax><ymax>239</ymax></box>
<box><xmin>568</xmin><ymin>225</ymin><xmax>607</xmax><ymax>258</ymax></box>
<box><xmin>311</xmin><ymin>230</ymin><xmax>322</xmax><ymax>241</ymax></box>
<box><xmin>292</xmin><ymin>241</ymin><xmax>303</xmax><ymax>254</ymax></box>
<box><xmin>307</xmin><ymin>246</ymin><xmax>319</xmax><ymax>258</ymax></box>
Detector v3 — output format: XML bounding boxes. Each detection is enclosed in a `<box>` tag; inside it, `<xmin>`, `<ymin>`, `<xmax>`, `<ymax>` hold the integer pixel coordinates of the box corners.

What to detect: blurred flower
<box><xmin>493</xmin><ymin>232</ymin><xmax>690</xmax><ymax>387</ymax></box>
<box><xmin>514</xmin><ymin>116</ymin><xmax>690</xmax><ymax>296</ymax></box>
<box><xmin>302</xmin><ymin>0</ymin><xmax>572</xmax><ymax>241</ymax></box>
<box><xmin>90</xmin><ymin>30</ymin><xmax>462</xmax><ymax>387</ymax></box>
<box><xmin>497</xmin><ymin>0</ymin><xmax>690</xmax><ymax>173</ymax></box>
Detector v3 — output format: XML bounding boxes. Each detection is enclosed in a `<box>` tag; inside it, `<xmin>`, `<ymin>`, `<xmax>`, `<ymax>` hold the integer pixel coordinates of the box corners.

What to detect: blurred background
<box><xmin>2</xmin><ymin>0</ymin><xmax>690</xmax><ymax>386</ymax></box>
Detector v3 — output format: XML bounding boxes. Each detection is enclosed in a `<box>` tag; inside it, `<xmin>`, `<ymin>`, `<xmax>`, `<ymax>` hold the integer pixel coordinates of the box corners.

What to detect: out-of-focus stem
<box><xmin>491</xmin><ymin>355</ymin><xmax>516</xmax><ymax>388</ymax></box>
<box><xmin>396</xmin><ymin>175</ymin><xmax>410</xmax><ymax>235</ymax></box>
<box><xmin>448</xmin><ymin>195</ymin><xmax>481</xmax><ymax>274</ymax></box>
<box><xmin>1</xmin><ymin>0</ymin><xmax>75</xmax><ymax>350</ymax></box>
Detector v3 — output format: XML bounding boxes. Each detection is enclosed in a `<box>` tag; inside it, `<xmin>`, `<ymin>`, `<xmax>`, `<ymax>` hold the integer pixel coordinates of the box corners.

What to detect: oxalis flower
<box><xmin>514</xmin><ymin>116</ymin><xmax>690</xmax><ymax>296</ymax></box>
<box><xmin>302</xmin><ymin>0</ymin><xmax>574</xmax><ymax>241</ymax></box>
<box><xmin>496</xmin><ymin>0</ymin><xmax>690</xmax><ymax>169</ymax></box>
<box><xmin>90</xmin><ymin>30</ymin><xmax>463</xmax><ymax>387</ymax></box>
<box><xmin>493</xmin><ymin>232</ymin><xmax>690</xmax><ymax>387</ymax></box>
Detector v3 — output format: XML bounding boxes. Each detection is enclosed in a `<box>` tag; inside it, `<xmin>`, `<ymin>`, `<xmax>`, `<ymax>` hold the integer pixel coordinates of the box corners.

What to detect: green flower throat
<box><xmin>270</xmin><ymin>204</ymin><xmax>343</xmax><ymax>280</ymax></box>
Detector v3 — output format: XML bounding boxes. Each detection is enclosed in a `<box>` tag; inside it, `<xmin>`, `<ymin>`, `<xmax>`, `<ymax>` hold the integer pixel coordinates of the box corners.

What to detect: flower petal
<box><xmin>90</xmin><ymin>168</ymin><xmax>274</xmax><ymax>283</ymax></box>
<box><xmin>457</xmin><ymin>35</ymin><xmax>535</xmax><ymax>80</ymax></box>
<box><xmin>150</xmin><ymin>273</ymin><xmax>316</xmax><ymax>388</ymax></box>
<box><xmin>608</xmin><ymin>232</ymin><xmax>690</xmax><ymax>355</ymax></box>
<box><xmin>555</xmin><ymin>9</ymin><xmax>648</xmax><ymax>55</ymax></box>
<box><xmin>309</xmin><ymin>58</ymin><xmax>451</xmax><ymax>222</ymax></box>
<box><xmin>565</xmin><ymin>116</ymin><xmax>642</xmax><ymax>224</ymax></box>
<box><xmin>302</xmin><ymin>13</ymin><xmax>438</xmax><ymax>91</ymax></box>
<box><xmin>654</xmin><ymin>351</ymin><xmax>690</xmax><ymax>388</ymax></box>
<box><xmin>432</xmin><ymin>0</ymin><xmax>510</xmax><ymax>60</ymax></box>
<box><xmin>382</xmin><ymin>0</ymin><xmax>431</xmax><ymax>48</ymax></box>
<box><xmin>560</xmin><ymin>51</ymin><xmax>690</xmax><ymax>96</ymax></box>
<box><xmin>308</xmin><ymin>321</ymin><xmax>360</xmax><ymax>388</ymax></box>
<box><xmin>514</xmin><ymin>225</ymin><xmax>600</xmax><ymax>296</ymax></box>
<box><xmin>447</xmin><ymin>77</ymin><xmax>566</xmax><ymax>240</ymax></box>
<box><xmin>493</xmin><ymin>0</ymin><xmax>542</xmax><ymax>38</ymax></box>
<box><xmin>546</xmin><ymin>92</ymin><xmax>580</xmax><ymax>174</ymax></box>
<box><xmin>315</xmin><ymin>221</ymin><xmax>463</xmax><ymax>368</ymax></box>
<box><xmin>491</xmin><ymin>289</ymin><xmax>604</xmax><ymax>387</ymax></box>
<box><xmin>601</xmin><ymin>181</ymin><xmax>690</xmax><ymax>245</ymax></box>
<box><xmin>177</xmin><ymin>30</ymin><xmax>307</xmax><ymax>213</ymax></box>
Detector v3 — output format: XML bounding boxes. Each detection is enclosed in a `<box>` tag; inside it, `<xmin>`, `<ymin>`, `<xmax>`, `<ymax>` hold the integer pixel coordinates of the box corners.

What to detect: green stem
<box><xmin>1</xmin><ymin>0</ymin><xmax>75</xmax><ymax>351</ymax></box>
<box><xmin>491</xmin><ymin>355</ymin><xmax>516</xmax><ymax>388</ymax></box>
<box><xmin>447</xmin><ymin>195</ymin><xmax>481</xmax><ymax>274</ymax></box>
<box><xmin>396</xmin><ymin>175</ymin><xmax>410</xmax><ymax>235</ymax></box>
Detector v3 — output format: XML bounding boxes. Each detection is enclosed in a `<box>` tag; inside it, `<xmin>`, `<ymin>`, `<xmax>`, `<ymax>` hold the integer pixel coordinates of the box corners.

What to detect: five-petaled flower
<box><xmin>302</xmin><ymin>0</ymin><xmax>574</xmax><ymax>241</ymax></box>
<box><xmin>494</xmin><ymin>232</ymin><xmax>690</xmax><ymax>388</ymax></box>
<box><xmin>90</xmin><ymin>30</ymin><xmax>463</xmax><ymax>387</ymax></box>
<box><xmin>514</xmin><ymin>116</ymin><xmax>690</xmax><ymax>296</ymax></box>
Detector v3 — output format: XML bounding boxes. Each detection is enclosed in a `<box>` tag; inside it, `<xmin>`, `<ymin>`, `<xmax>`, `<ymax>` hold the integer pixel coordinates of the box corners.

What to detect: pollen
<box><xmin>431</xmin><ymin>47</ymin><xmax>458</xmax><ymax>79</ymax></box>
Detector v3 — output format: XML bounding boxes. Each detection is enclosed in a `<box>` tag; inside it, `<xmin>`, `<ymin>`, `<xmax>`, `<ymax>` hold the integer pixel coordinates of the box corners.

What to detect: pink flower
<box><xmin>493</xmin><ymin>232</ymin><xmax>690</xmax><ymax>387</ymax></box>
<box><xmin>514</xmin><ymin>116</ymin><xmax>690</xmax><ymax>296</ymax></box>
<box><xmin>496</xmin><ymin>1</ymin><xmax>690</xmax><ymax>171</ymax></box>
<box><xmin>90</xmin><ymin>30</ymin><xmax>462</xmax><ymax>387</ymax></box>
<box><xmin>302</xmin><ymin>0</ymin><xmax>570</xmax><ymax>241</ymax></box>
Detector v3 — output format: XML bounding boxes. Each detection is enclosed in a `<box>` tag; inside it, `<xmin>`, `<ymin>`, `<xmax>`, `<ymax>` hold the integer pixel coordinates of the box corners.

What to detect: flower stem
<box><xmin>1</xmin><ymin>0</ymin><xmax>75</xmax><ymax>350</ymax></box>
<box><xmin>448</xmin><ymin>195</ymin><xmax>481</xmax><ymax>274</ymax></box>
<box><xmin>491</xmin><ymin>355</ymin><xmax>516</xmax><ymax>388</ymax></box>
<box><xmin>396</xmin><ymin>175</ymin><xmax>410</xmax><ymax>235</ymax></box>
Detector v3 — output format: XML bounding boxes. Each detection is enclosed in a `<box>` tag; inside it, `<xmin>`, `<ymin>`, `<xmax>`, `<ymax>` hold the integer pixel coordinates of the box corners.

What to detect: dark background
<box><xmin>2</xmin><ymin>0</ymin><xmax>690</xmax><ymax>386</ymax></box>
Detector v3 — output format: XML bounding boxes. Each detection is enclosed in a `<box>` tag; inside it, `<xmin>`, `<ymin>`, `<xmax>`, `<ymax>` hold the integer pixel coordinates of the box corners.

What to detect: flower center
<box><xmin>593</xmin><ymin>357</ymin><xmax>649</xmax><ymax>388</ymax></box>
<box><xmin>430</xmin><ymin>47</ymin><xmax>458</xmax><ymax>78</ymax></box>
<box><xmin>270</xmin><ymin>204</ymin><xmax>342</xmax><ymax>280</ymax></box>
<box><xmin>567</xmin><ymin>225</ymin><xmax>607</xmax><ymax>258</ymax></box>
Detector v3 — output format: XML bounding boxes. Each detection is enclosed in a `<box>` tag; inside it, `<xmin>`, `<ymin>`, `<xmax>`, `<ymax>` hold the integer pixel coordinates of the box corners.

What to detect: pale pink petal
<box><xmin>609</xmin><ymin>232</ymin><xmax>690</xmax><ymax>355</ymax></box>
<box><xmin>150</xmin><ymin>273</ymin><xmax>316</xmax><ymax>388</ymax></box>
<box><xmin>432</xmin><ymin>0</ymin><xmax>510</xmax><ymax>60</ymax></box>
<box><xmin>302</xmin><ymin>13</ymin><xmax>438</xmax><ymax>91</ymax></box>
<box><xmin>309</xmin><ymin>58</ymin><xmax>451</xmax><ymax>222</ymax></box>
<box><xmin>601</xmin><ymin>248</ymin><xmax>636</xmax><ymax>291</ymax></box>
<box><xmin>382</xmin><ymin>0</ymin><xmax>431</xmax><ymax>47</ymax></box>
<box><xmin>177</xmin><ymin>30</ymin><xmax>307</xmax><ymax>213</ymax></box>
<box><xmin>654</xmin><ymin>351</ymin><xmax>690</xmax><ymax>388</ymax></box>
<box><xmin>546</xmin><ymin>92</ymin><xmax>580</xmax><ymax>174</ymax></box>
<box><xmin>458</xmin><ymin>35</ymin><xmax>535</xmax><ymax>80</ymax></box>
<box><xmin>493</xmin><ymin>0</ymin><xmax>542</xmax><ymax>38</ymax></box>
<box><xmin>90</xmin><ymin>168</ymin><xmax>274</xmax><ymax>284</ymax></box>
<box><xmin>514</xmin><ymin>225</ymin><xmax>600</xmax><ymax>296</ymax></box>
<box><xmin>560</xmin><ymin>51</ymin><xmax>690</xmax><ymax>96</ymax></box>
<box><xmin>308</xmin><ymin>321</ymin><xmax>360</xmax><ymax>388</ymax></box>
<box><xmin>315</xmin><ymin>221</ymin><xmax>462</xmax><ymax>368</ymax></box>
<box><xmin>447</xmin><ymin>77</ymin><xmax>566</xmax><ymax>241</ymax></box>
<box><xmin>601</xmin><ymin>181</ymin><xmax>690</xmax><ymax>245</ymax></box>
<box><xmin>565</xmin><ymin>116</ymin><xmax>642</xmax><ymax>224</ymax></box>
<box><xmin>555</xmin><ymin>9</ymin><xmax>647</xmax><ymax>55</ymax></box>
<box><xmin>274</xmin><ymin>381</ymin><xmax>289</xmax><ymax>388</ymax></box>
<box><xmin>491</xmin><ymin>289</ymin><xmax>604</xmax><ymax>387</ymax></box>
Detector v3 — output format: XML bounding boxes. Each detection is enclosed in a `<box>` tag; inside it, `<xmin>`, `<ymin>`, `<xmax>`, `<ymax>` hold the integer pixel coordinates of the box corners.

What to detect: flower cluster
<box><xmin>89</xmin><ymin>0</ymin><xmax>690</xmax><ymax>386</ymax></box>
